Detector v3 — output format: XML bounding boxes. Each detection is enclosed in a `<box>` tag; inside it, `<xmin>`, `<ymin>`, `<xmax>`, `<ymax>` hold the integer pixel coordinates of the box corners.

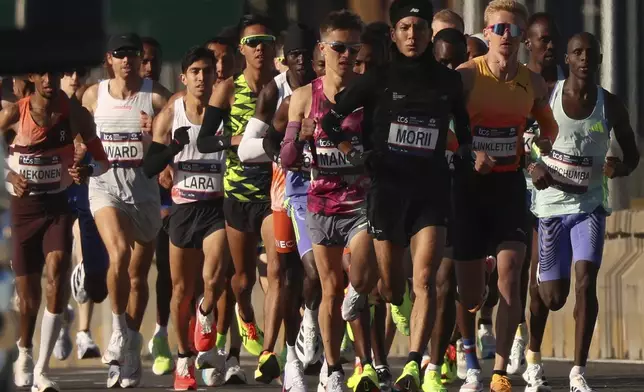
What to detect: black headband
<box><xmin>389</xmin><ymin>0</ymin><xmax>434</xmax><ymax>27</ymax></box>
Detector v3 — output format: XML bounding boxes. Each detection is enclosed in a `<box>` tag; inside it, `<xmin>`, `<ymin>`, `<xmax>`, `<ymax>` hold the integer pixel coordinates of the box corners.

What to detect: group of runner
<box><xmin>1</xmin><ymin>0</ymin><xmax>639</xmax><ymax>391</ymax></box>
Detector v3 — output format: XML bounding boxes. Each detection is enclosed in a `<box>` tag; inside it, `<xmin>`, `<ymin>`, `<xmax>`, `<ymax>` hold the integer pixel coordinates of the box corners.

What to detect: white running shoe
<box><xmin>53</xmin><ymin>305</ymin><xmax>74</xmax><ymax>361</ymax></box>
<box><xmin>31</xmin><ymin>370</ymin><xmax>59</xmax><ymax>392</ymax></box>
<box><xmin>506</xmin><ymin>335</ymin><xmax>527</xmax><ymax>375</ymax></box>
<box><xmin>570</xmin><ymin>374</ymin><xmax>594</xmax><ymax>392</ymax></box>
<box><xmin>477</xmin><ymin>323</ymin><xmax>496</xmax><ymax>360</ymax></box>
<box><xmin>200</xmin><ymin>349</ymin><xmax>227</xmax><ymax>386</ymax></box>
<box><xmin>523</xmin><ymin>363</ymin><xmax>552</xmax><ymax>392</ymax></box>
<box><xmin>459</xmin><ymin>368</ymin><xmax>484</xmax><ymax>392</ymax></box>
<box><xmin>342</xmin><ymin>284</ymin><xmax>367</xmax><ymax>321</ymax></box>
<box><xmin>106</xmin><ymin>364</ymin><xmax>120</xmax><ymax>388</ymax></box>
<box><xmin>196</xmin><ymin>346</ymin><xmax>225</xmax><ymax>371</ymax></box>
<box><xmin>224</xmin><ymin>356</ymin><xmax>247</xmax><ymax>385</ymax></box>
<box><xmin>296</xmin><ymin>307</ymin><xmax>322</xmax><ymax>367</ymax></box>
<box><xmin>317</xmin><ymin>357</ymin><xmax>327</xmax><ymax>392</ymax></box>
<box><xmin>283</xmin><ymin>359</ymin><xmax>306</xmax><ymax>392</ymax></box>
<box><xmin>119</xmin><ymin>330</ymin><xmax>142</xmax><ymax>388</ymax></box>
<box><xmin>456</xmin><ymin>339</ymin><xmax>467</xmax><ymax>380</ymax></box>
<box><xmin>102</xmin><ymin>329</ymin><xmax>128</xmax><ymax>365</ymax></box>
<box><xmin>70</xmin><ymin>262</ymin><xmax>89</xmax><ymax>304</ymax></box>
<box><xmin>14</xmin><ymin>344</ymin><xmax>34</xmax><ymax>387</ymax></box>
<box><xmin>76</xmin><ymin>330</ymin><xmax>101</xmax><ymax>359</ymax></box>
<box><xmin>326</xmin><ymin>369</ymin><xmax>345</xmax><ymax>392</ymax></box>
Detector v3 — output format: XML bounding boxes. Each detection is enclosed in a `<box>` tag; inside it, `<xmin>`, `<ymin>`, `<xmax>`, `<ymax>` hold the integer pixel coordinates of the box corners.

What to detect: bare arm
<box><xmin>151</xmin><ymin>81</ymin><xmax>172</xmax><ymax>115</ymax></box>
<box><xmin>605</xmin><ymin>90</ymin><xmax>639</xmax><ymax>176</ymax></box>
<box><xmin>263</xmin><ymin>96</ymin><xmax>290</xmax><ymax>162</ymax></box>
<box><xmin>81</xmin><ymin>83</ymin><xmax>99</xmax><ymax>115</ymax></box>
<box><xmin>280</xmin><ymin>86</ymin><xmax>310</xmax><ymax>168</ymax></box>
<box><xmin>238</xmin><ymin>81</ymin><xmax>278</xmax><ymax>162</ymax></box>
<box><xmin>0</xmin><ymin>102</ymin><xmax>19</xmax><ymax>132</ymax></box>
<box><xmin>530</xmin><ymin>71</ymin><xmax>558</xmax><ymax>144</ymax></box>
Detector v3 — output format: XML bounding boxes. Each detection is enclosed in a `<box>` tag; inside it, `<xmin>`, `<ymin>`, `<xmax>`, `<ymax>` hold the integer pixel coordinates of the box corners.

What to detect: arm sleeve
<box><xmin>280</xmin><ymin>122</ymin><xmax>304</xmax><ymax>168</ymax></box>
<box><xmin>196</xmin><ymin>105</ymin><xmax>231</xmax><ymax>153</ymax></box>
<box><xmin>451</xmin><ymin>77</ymin><xmax>473</xmax><ymax>147</ymax></box>
<box><xmin>238</xmin><ymin>117</ymin><xmax>271</xmax><ymax>163</ymax></box>
<box><xmin>320</xmin><ymin>69</ymin><xmax>379</xmax><ymax>146</ymax></box>
<box><xmin>263</xmin><ymin>125</ymin><xmax>284</xmax><ymax>163</ymax></box>
<box><xmin>142</xmin><ymin>141</ymin><xmax>182</xmax><ymax>178</ymax></box>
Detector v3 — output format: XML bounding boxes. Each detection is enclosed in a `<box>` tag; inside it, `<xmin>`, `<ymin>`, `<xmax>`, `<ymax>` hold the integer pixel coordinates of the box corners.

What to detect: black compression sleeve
<box><xmin>143</xmin><ymin>141</ymin><xmax>182</xmax><ymax>178</ymax></box>
<box><xmin>197</xmin><ymin>105</ymin><xmax>232</xmax><ymax>153</ymax></box>
<box><xmin>262</xmin><ymin>125</ymin><xmax>284</xmax><ymax>163</ymax></box>
<box><xmin>452</xmin><ymin>77</ymin><xmax>473</xmax><ymax>147</ymax></box>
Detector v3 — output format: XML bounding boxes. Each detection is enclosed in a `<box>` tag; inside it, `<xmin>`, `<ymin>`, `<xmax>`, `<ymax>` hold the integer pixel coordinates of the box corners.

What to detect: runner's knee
<box><xmin>539</xmin><ymin>281</ymin><xmax>568</xmax><ymax>311</ymax></box>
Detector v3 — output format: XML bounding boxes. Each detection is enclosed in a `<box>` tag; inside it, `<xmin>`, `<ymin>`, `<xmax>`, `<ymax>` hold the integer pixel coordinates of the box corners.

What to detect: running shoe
<box><xmin>327</xmin><ymin>370</ymin><xmax>345</xmax><ymax>392</ymax></box>
<box><xmin>102</xmin><ymin>329</ymin><xmax>128</xmax><ymax>365</ymax></box>
<box><xmin>441</xmin><ymin>343</ymin><xmax>458</xmax><ymax>384</ymax></box>
<box><xmin>254</xmin><ymin>351</ymin><xmax>280</xmax><ymax>384</ymax></box>
<box><xmin>570</xmin><ymin>374</ymin><xmax>594</xmax><ymax>392</ymax></box>
<box><xmin>351</xmin><ymin>363</ymin><xmax>379</xmax><ymax>392</ymax></box>
<box><xmin>76</xmin><ymin>330</ymin><xmax>101</xmax><ymax>359</ymax></box>
<box><xmin>194</xmin><ymin>297</ymin><xmax>215</xmax><ymax>352</ymax></box>
<box><xmin>224</xmin><ymin>356</ymin><xmax>247</xmax><ymax>385</ymax></box>
<box><xmin>342</xmin><ymin>284</ymin><xmax>367</xmax><ymax>322</ymax></box>
<box><xmin>296</xmin><ymin>307</ymin><xmax>322</xmax><ymax>367</ymax></box>
<box><xmin>422</xmin><ymin>369</ymin><xmax>447</xmax><ymax>392</ymax></box>
<box><xmin>490</xmin><ymin>373</ymin><xmax>512</xmax><ymax>392</ymax></box>
<box><xmin>106</xmin><ymin>364</ymin><xmax>120</xmax><ymax>388</ymax></box>
<box><xmin>283</xmin><ymin>359</ymin><xmax>307</xmax><ymax>392</ymax></box>
<box><xmin>174</xmin><ymin>356</ymin><xmax>197</xmax><ymax>391</ymax></box>
<box><xmin>317</xmin><ymin>357</ymin><xmax>328</xmax><ymax>392</ymax></box>
<box><xmin>506</xmin><ymin>335</ymin><xmax>526</xmax><ymax>375</ymax></box>
<box><xmin>375</xmin><ymin>365</ymin><xmax>393</xmax><ymax>392</ymax></box>
<box><xmin>70</xmin><ymin>262</ymin><xmax>88</xmax><ymax>304</ymax></box>
<box><xmin>234</xmin><ymin>303</ymin><xmax>264</xmax><ymax>356</ymax></box>
<box><xmin>394</xmin><ymin>361</ymin><xmax>421</xmax><ymax>392</ymax></box>
<box><xmin>31</xmin><ymin>370</ymin><xmax>59</xmax><ymax>392</ymax></box>
<box><xmin>523</xmin><ymin>363</ymin><xmax>551</xmax><ymax>392</ymax></box>
<box><xmin>477</xmin><ymin>323</ymin><xmax>496</xmax><ymax>360</ymax></box>
<box><xmin>53</xmin><ymin>305</ymin><xmax>74</xmax><ymax>361</ymax></box>
<box><xmin>459</xmin><ymin>368</ymin><xmax>483</xmax><ymax>392</ymax></box>
<box><xmin>347</xmin><ymin>359</ymin><xmax>362</xmax><ymax>390</ymax></box>
<box><xmin>390</xmin><ymin>284</ymin><xmax>412</xmax><ymax>336</ymax></box>
<box><xmin>456</xmin><ymin>339</ymin><xmax>467</xmax><ymax>380</ymax></box>
<box><xmin>13</xmin><ymin>344</ymin><xmax>33</xmax><ymax>387</ymax></box>
<box><xmin>120</xmin><ymin>330</ymin><xmax>142</xmax><ymax>388</ymax></box>
<box><xmin>148</xmin><ymin>334</ymin><xmax>174</xmax><ymax>375</ymax></box>
<box><xmin>200</xmin><ymin>348</ymin><xmax>226</xmax><ymax>386</ymax></box>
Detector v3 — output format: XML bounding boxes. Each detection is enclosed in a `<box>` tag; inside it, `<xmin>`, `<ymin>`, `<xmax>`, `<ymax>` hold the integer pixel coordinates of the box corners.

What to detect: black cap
<box><xmin>107</xmin><ymin>33</ymin><xmax>143</xmax><ymax>52</ymax></box>
<box><xmin>389</xmin><ymin>0</ymin><xmax>434</xmax><ymax>27</ymax></box>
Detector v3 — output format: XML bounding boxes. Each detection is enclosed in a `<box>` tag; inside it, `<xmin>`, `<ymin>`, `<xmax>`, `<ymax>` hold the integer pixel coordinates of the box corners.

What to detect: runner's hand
<box><xmin>140</xmin><ymin>111</ymin><xmax>152</xmax><ymax>134</ymax></box>
<box><xmin>603</xmin><ymin>156</ymin><xmax>628</xmax><ymax>178</ymax></box>
<box><xmin>73</xmin><ymin>142</ymin><xmax>87</xmax><ymax>165</ymax></box>
<box><xmin>530</xmin><ymin>163</ymin><xmax>553</xmax><ymax>190</ymax></box>
<box><xmin>300</xmin><ymin>119</ymin><xmax>316</xmax><ymax>141</ymax></box>
<box><xmin>535</xmin><ymin>137</ymin><xmax>553</xmax><ymax>155</ymax></box>
<box><xmin>173</xmin><ymin>126</ymin><xmax>190</xmax><ymax>146</ymax></box>
<box><xmin>346</xmin><ymin>148</ymin><xmax>370</xmax><ymax>167</ymax></box>
<box><xmin>158</xmin><ymin>166</ymin><xmax>173</xmax><ymax>189</ymax></box>
<box><xmin>68</xmin><ymin>166</ymin><xmax>91</xmax><ymax>184</ymax></box>
<box><xmin>473</xmin><ymin>151</ymin><xmax>495</xmax><ymax>174</ymax></box>
<box><xmin>8</xmin><ymin>172</ymin><xmax>28</xmax><ymax>197</ymax></box>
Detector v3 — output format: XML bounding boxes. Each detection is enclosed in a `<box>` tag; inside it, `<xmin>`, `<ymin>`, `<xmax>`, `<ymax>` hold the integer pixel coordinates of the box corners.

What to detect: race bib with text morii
<box><xmin>18</xmin><ymin>154</ymin><xmax>62</xmax><ymax>193</ymax></box>
<box><xmin>542</xmin><ymin>150</ymin><xmax>593</xmax><ymax>194</ymax></box>
<box><xmin>101</xmin><ymin>131</ymin><xmax>144</xmax><ymax>168</ymax></box>
<box><xmin>175</xmin><ymin>161</ymin><xmax>224</xmax><ymax>201</ymax></box>
<box><xmin>387</xmin><ymin>117</ymin><xmax>439</xmax><ymax>157</ymax></box>
<box><xmin>472</xmin><ymin>126</ymin><xmax>518</xmax><ymax>166</ymax></box>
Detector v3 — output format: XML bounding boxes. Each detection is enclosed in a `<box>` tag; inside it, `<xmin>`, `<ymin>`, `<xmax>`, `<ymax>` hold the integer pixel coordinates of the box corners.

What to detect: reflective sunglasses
<box><xmin>111</xmin><ymin>49</ymin><xmax>141</xmax><ymax>59</ymax></box>
<box><xmin>240</xmin><ymin>34</ymin><xmax>276</xmax><ymax>48</ymax></box>
<box><xmin>323</xmin><ymin>41</ymin><xmax>362</xmax><ymax>55</ymax></box>
<box><xmin>486</xmin><ymin>23</ymin><xmax>524</xmax><ymax>38</ymax></box>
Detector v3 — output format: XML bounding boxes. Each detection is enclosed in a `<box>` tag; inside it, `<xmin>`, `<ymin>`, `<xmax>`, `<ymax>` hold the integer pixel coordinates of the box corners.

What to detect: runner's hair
<box><xmin>181</xmin><ymin>46</ymin><xmax>216</xmax><ymax>73</ymax></box>
<box><xmin>319</xmin><ymin>9</ymin><xmax>364</xmax><ymax>39</ymax></box>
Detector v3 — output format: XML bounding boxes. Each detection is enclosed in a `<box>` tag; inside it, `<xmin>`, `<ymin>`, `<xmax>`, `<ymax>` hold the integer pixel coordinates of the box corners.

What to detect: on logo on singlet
<box><xmin>542</xmin><ymin>150</ymin><xmax>593</xmax><ymax>194</ymax></box>
<box><xmin>18</xmin><ymin>154</ymin><xmax>62</xmax><ymax>192</ymax></box>
<box><xmin>388</xmin><ymin>115</ymin><xmax>439</xmax><ymax>157</ymax></box>
<box><xmin>101</xmin><ymin>131</ymin><xmax>144</xmax><ymax>168</ymax></box>
<box><xmin>472</xmin><ymin>126</ymin><xmax>518</xmax><ymax>165</ymax></box>
<box><xmin>175</xmin><ymin>161</ymin><xmax>223</xmax><ymax>201</ymax></box>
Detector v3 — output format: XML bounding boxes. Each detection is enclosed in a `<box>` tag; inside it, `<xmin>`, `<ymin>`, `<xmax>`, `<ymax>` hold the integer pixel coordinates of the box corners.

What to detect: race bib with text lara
<box><xmin>175</xmin><ymin>161</ymin><xmax>223</xmax><ymax>201</ymax></box>
<box><xmin>100</xmin><ymin>131</ymin><xmax>144</xmax><ymax>168</ymax></box>
<box><xmin>472</xmin><ymin>126</ymin><xmax>519</xmax><ymax>166</ymax></box>
<box><xmin>18</xmin><ymin>154</ymin><xmax>62</xmax><ymax>193</ymax></box>
<box><xmin>387</xmin><ymin>116</ymin><xmax>439</xmax><ymax>157</ymax></box>
<box><xmin>542</xmin><ymin>150</ymin><xmax>593</xmax><ymax>194</ymax></box>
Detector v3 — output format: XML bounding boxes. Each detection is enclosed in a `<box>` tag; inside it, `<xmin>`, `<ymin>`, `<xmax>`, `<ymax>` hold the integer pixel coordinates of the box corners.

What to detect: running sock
<box><xmin>493</xmin><ymin>369</ymin><xmax>507</xmax><ymax>377</ymax></box>
<box><xmin>407</xmin><ymin>351</ymin><xmax>422</xmax><ymax>369</ymax></box>
<box><xmin>216</xmin><ymin>333</ymin><xmax>226</xmax><ymax>350</ymax></box>
<box><xmin>154</xmin><ymin>323</ymin><xmax>168</xmax><ymax>337</ymax></box>
<box><xmin>427</xmin><ymin>363</ymin><xmax>439</xmax><ymax>371</ymax></box>
<box><xmin>178</xmin><ymin>351</ymin><xmax>194</xmax><ymax>358</ymax></box>
<box><xmin>360</xmin><ymin>357</ymin><xmax>372</xmax><ymax>367</ymax></box>
<box><xmin>112</xmin><ymin>312</ymin><xmax>127</xmax><ymax>332</ymax></box>
<box><xmin>570</xmin><ymin>365</ymin><xmax>585</xmax><ymax>378</ymax></box>
<box><xmin>35</xmin><ymin>310</ymin><xmax>62</xmax><ymax>373</ymax></box>
<box><xmin>462</xmin><ymin>339</ymin><xmax>480</xmax><ymax>370</ymax></box>
<box><xmin>526</xmin><ymin>350</ymin><xmax>541</xmax><ymax>365</ymax></box>
<box><xmin>328</xmin><ymin>363</ymin><xmax>343</xmax><ymax>377</ymax></box>
<box><xmin>516</xmin><ymin>322</ymin><xmax>527</xmax><ymax>340</ymax></box>
<box><xmin>286</xmin><ymin>344</ymin><xmax>297</xmax><ymax>363</ymax></box>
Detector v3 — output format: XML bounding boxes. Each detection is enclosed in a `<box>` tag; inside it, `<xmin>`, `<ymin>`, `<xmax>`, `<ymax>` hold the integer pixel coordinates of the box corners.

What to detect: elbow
<box><xmin>196</xmin><ymin>137</ymin><xmax>208</xmax><ymax>154</ymax></box>
<box><xmin>237</xmin><ymin>144</ymin><xmax>250</xmax><ymax>162</ymax></box>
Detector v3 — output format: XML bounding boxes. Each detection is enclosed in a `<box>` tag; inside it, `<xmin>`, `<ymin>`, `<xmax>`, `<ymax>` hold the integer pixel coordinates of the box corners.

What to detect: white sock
<box><xmin>154</xmin><ymin>323</ymin><xmax>168</xmax><ymax>337</ymax></box>
<box><xmin>286</xmin><ymin>344</ymin><xmax>298</xmax><ymax>363</ymax></box>
<box><xmin>427</xmin><ymin>363</ymin><xmax>439</xmax><ymax>371</ymax></box>
<box><xmin>112</xmin><ymin>312</ymin><xmax>127</xmax><ymax>332</ymax></box>
<box><xmin>35</xmin><ymin>310</ymin><xmax>62</xmax><ymax>374</ymax></box>
<box><xmin>570</xmin><ymin>365</ymin><xmax>585</xmax><ymax>378</ymax></box>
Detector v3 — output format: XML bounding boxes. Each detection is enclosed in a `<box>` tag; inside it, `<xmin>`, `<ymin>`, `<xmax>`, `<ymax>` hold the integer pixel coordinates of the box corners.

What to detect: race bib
<box><xmin>472</xmin><ymin>126</ymin><xmax>519</xmax><ymax>165</ymax></box>
<box><xmin>18</xmin><ymin>154</ymin><xmax>62</xmax><ymax>193</ymax></box>
<box><xmin>101</xmin><ymin>131</ymin><xmax>144</xmax><ymax>168</ymax></box>
<box><xmin>175</xmin><ymin>161</ymin><xmax>223</xmax><ymax>201</ymax></box>
<box><xmin>542</xmin><ymin>150</ymin><xmax>593</xmax><ymax>194</ymax></box>
<box><xmin>387</xmin><ymin>116</ymin><xmax>439</xmax><ymax>157</ymax></box>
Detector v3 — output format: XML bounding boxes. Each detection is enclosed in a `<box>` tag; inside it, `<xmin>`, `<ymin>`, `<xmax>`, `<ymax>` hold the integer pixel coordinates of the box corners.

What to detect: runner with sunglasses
<box><xmin>319</xmin><ymin>2</ymin><xmax>473</xmax><ymax>391</ymax></box>
<box><xmin>453</xmin><ymin>1</ymin><xmax>559</xmax><ymax>391</ymax></box>
<box><xmin>82</xmin><ymin>33</ymin><xmax>172</xmax><ymax>388</ymax></box>
<box><xmin>2</xmin><ymin>70</ymin><xmax>109</xmax><ymax>392</ymax></box>
<box><xmin>282</xmin><ymin>9</ymin><xmax>381</xmax><ymax>392</ymax></box>
<box><xmin>197</xmin><ymin>14</ymin><xmax>282</xmax><ymax>383</ymax></box>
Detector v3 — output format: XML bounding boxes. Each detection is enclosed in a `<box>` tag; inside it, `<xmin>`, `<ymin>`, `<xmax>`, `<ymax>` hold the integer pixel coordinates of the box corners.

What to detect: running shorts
<box><xmin>224</xmin><ymin>198</ymin><xmax>271</xmax><ymax>233</ymax></box>
<box><xmin>89</xmin><ymin>189</ymin><xmax>162</xmax><ymax>244</ymax></box>
<box><xmin>160</xmin><ymin>186</ymin><xmax>172</xmax><ymax>211</ymax></box>
<box><xmin>306</xmin><ymin>211</ymin><xmax>368</xmax><ymax>247</ymax></box>
<box><xmin>537</xmin><ymin>207</ymin><xmax>606</xmax><ymax>282</ymax></box>
<box><xmin>367</xmin><ymin>180</ymin><xmax>450</xmax><ymax>247</ymax></box>
<box><xmin>285</xmin><ymin>197</ymin><xmax>313</xmax><ymax>258</ymax></box>
<box><xmin>273</xmin><ymin>209</ymin><xmax>296</xmax><ymax>254</ymax></box>
<box><xmin>452</xmin><ymin>171</ymin><xmax>527</xmax><ymax>261</ymax></box>
<box><xmin>169</xmin><ymin>199</ymin><xmax>226</xmax><ymax>249</ymax></box>
<box><xmin>11</xmin><ymin>192</ymin><xmax>74</xmax><ymax>277</ymax></box>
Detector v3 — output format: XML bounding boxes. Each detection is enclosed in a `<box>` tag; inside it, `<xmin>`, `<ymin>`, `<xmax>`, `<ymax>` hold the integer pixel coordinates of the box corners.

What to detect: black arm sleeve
<box><xmin>451</xmin><ymin>76</ymin><xmax>472</xmax><ymax>148</ymax></box>
<box><xmin>320</xmin><ymin>68</ymin><xmax>380</xmax><ymax>146</ymax></box>
<box><xmin>197</xmin><ymin>105</ymin><xmax>232</xmax><ymax>153</ymax></box>
<box><xmin>262</xmin><ymin>125</ymin><xmax>284</xmax><ymax>163</ymax></box>
<box><xmin>143</xmin><ymin>141</ymin><xmax>182</xmax><ymax>178</ymax></box>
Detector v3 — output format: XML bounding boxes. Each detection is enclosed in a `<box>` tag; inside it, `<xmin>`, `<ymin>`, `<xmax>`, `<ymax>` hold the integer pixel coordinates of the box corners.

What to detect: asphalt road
<box><xmin>13</xmin><ymin>358</ymin><xmax>644</xmax><ymax>391</ymax></box>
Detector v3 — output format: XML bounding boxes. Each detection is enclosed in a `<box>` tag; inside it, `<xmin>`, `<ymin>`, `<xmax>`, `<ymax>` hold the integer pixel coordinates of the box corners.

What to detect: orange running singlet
<box><xmin>467</xmin><ymin>56</ymin><xmax>534</xmax><ymax>172</ymax></box>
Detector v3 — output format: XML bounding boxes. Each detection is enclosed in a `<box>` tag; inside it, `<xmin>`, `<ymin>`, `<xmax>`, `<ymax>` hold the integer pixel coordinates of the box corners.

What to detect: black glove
<box><xmin>346</xmin><ymin>148</ymin><xmax>370</xmax><ymax>167</ymax></box>
<box><xmin>170</xmin><ymin>126</ymin><xmax>190</xmax><ymax>154</ymax></box>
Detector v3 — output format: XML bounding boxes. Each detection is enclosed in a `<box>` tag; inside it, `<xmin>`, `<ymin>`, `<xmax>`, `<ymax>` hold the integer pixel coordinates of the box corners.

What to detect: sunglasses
<box><xmin>486</xmin><ymin>23</ymin><xmax>524</xmax><ymax>38</ymax></box>
<box><xmin>240</xmin><ymin>34</ymin><xmax>276</xmax><ymax>48</ymax></box>
<box><xmin>323</xmin><ymin>41</ymin><xmax>362</xmax><ymax>55</ymax></box>
<box><xmin>111</xmin><ymin>49</ymin><xmax>141</xmax><ymax>59</ymax></box>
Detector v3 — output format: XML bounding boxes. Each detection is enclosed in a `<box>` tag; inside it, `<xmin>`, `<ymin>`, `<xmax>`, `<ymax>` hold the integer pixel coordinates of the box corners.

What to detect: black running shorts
<box><xmin>223</xmin><ymin>198</ymin><xmax>271</xmax><ymax>234</ymax></box>
<box><xmin>169</xmin><ymin>199</ymin><xmax>226</xmax><ymax>249</ymax></box>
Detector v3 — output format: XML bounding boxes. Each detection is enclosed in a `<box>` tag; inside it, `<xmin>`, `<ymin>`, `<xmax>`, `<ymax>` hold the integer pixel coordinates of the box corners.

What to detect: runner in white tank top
<box><xmin>81</xmin><ymin>33</ymin><xmax>171</xmax><ymax>388</ymax></box>
<box><xmin>142</xmin><ymin>47</ymin><xmax>230</xmax><ymax>390</ymax></box>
